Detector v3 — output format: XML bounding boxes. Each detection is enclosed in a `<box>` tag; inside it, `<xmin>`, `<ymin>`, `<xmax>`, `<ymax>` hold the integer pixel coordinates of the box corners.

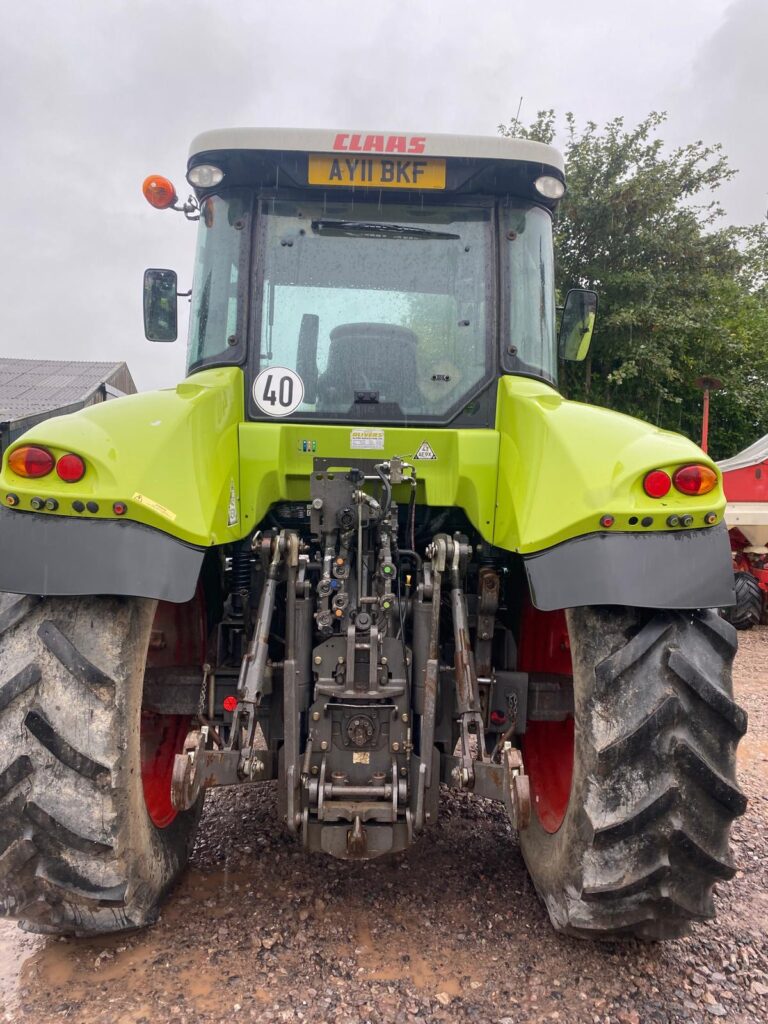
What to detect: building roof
<box><xmin>0</xmin><ymin>358</ymin><xmax>135</xmax><ymax>425</ymax></box>
<box><xmin>189</xmin><ymin>127</ymin><xmax>565</xmax><ymax>173</ymax></box>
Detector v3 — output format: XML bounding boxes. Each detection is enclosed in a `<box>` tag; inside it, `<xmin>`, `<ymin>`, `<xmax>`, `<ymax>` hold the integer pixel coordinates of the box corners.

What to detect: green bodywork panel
<box><xmin>0</xmin><ymin>368</ymin><xmax>244</xmax><ymax>546</ymax></box>
<box><xmin>0</xmin><ymin>367</ymin><xmax>724</xmax><ymax>554</ymax></box>
<box><xmin>494</xmin><ymin>377</ymin><xmax>724</xmax><ymax>552</ymax></box>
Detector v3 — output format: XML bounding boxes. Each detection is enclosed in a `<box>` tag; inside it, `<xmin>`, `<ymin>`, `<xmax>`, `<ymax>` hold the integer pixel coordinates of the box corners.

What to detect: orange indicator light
<box><xmin>142</xmin><ymin>174</ymin><xmax>178</xmax><ymax>210</ymax></box>
<box><xmin>673</xmin><ymin>464</ymin><xmax>717</xmax><ymax>496</ymax></box>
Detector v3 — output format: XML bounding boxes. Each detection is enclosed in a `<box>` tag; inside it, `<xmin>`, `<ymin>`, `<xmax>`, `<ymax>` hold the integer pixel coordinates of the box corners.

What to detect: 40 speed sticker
<box><xmin>253</xmin><ymin>366</ymin><xmax>304</xmax><ymax>417</ymax></box>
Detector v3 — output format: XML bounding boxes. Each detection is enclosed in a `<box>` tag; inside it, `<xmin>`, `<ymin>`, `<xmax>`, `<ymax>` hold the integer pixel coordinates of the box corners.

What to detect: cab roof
<box><xmin>187</xmin><ymin>128</ymin><xmax>565</xmax><ymax>204</ymax></box>
<box><xmin>188</xmin><ymin>127</ymin><xmax>564</xmax><ymax>172</ymax></box>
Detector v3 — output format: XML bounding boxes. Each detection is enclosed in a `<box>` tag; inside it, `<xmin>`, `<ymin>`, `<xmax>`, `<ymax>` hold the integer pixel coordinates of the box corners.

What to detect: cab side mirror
<box><xmin>143</xmin><ymin>268</ymin><xmax>178</xmax><ymax>342</ymax></box>
<box><xmin>559</xmin><ymin>288</ymin><xmax>597</xmax><ymax>361</ymax></box>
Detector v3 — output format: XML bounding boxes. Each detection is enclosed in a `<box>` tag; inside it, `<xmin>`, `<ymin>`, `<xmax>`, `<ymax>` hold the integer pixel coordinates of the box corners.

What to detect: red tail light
<box><xmin>8</xmin><ymin>446</ymin><xmax>54</xmax><ymax>478</ymax></box>
<box><xmin>643</xmin><ymin>470</ymin><xmax>672</xmax><ymax>498</ymax></box>
<box><xmin>56</xmin><ymin>453</ymin><xmax>86</xmax><ymax>483</ymax></box>
<box><xmin>673</xmin><ymin>464</ymin><xmax>717</xmax><ymax>496</ymax></box>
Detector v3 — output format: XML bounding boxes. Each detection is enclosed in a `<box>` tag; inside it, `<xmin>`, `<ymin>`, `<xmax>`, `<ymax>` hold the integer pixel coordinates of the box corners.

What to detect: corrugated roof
<box><xmin>0</xmin><ymin>358</ymin><xmax>134</xmax><ymax>424</ymax></box>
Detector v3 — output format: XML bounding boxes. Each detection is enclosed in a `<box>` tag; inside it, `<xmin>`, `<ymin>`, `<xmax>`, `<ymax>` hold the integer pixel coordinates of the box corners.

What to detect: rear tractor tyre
<box><xmin>0</xmin><ymin>593</ymin><xmax>202</xmax><ymax>936</ymax></box>
<box><xmin>520</xmin><ymin>607</ymin><xmax>747</xmax><ymax>940</ymax></box>
<box><xmin>722</xmin><ymin>571</ymin><xmax>763</xmax><ymax>631</ymax></box>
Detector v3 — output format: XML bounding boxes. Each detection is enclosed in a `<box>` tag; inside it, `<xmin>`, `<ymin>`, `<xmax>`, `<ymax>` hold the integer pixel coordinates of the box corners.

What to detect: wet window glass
<box><xmin>502</xmin><ymin>204</ymin><xmax>556</xmax><ymax>383</ymax></box>
<box><xmin>255</xmin><ymin>199</ymin><xmax>492</xmax><ymax>420</ymax></box>
<box><xmin>187</xmin><ymin>191</ymin><xmax>250</xmax><ymax>369</ymax></box>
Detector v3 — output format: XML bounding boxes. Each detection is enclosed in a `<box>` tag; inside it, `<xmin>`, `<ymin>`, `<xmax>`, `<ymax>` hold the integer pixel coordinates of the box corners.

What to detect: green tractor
<box><xmin>0</xmin><ymin>128</ymin><xmax>747</xmax><ymax>940</ymax></box>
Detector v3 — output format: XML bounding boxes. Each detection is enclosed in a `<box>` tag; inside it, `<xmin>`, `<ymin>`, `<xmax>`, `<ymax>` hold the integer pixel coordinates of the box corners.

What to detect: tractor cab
<box><xmin>146</xmin><ymin>128</ymin><xmax>593</xmax><ymax>429</ymax></box>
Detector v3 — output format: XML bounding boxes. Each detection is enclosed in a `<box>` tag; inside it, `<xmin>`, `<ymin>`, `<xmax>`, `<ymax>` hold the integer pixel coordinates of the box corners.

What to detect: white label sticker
<box><xmin>351</xmin><ymin>429</ymin><xmax>385</xmax><ymax>450</ymax></box>
<box><xmin>414</xmin><ymin>440</ymin><xmax>437</xmax><ymax>460</ymax></box>
<box><xmin>227</xmin><ymin>479</ymin><xmax>238</xmax><ymax>527</ymax></box>
<box><xmin>253</xmin><ymin>366</ymin><xmax>304</xmax><ymax>417</ymax></box>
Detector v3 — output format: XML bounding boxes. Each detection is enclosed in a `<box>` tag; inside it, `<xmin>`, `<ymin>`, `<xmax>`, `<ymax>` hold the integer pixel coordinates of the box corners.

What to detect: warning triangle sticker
<box><xmin>414</xmin><ymin>440</ymin><xmax>437</xmax><ymax>461</ymax></box>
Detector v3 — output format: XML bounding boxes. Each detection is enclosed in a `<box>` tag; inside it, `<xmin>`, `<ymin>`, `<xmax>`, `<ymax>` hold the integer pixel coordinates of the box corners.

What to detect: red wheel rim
<box><xmin>140</xmin><ymin>591</ymin><xmax>207</xmax><ymax>829</ymax></box>
<box><xmin>524</xmin><ymin>718</ymin><xmax>574</xmax><ymax>833</ymax></box>
<box><xmin>141</xmin><ymin>712</ymin><xmax>190</xmax><ymax>828</ymax></box>
<box><xmin>517</xmin><ymin>603</ymin><xmax>575</xmax><ymax>834</ymax></box>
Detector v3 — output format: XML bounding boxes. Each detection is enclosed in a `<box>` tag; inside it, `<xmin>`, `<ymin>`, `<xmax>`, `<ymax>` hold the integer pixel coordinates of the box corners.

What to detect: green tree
<box><xmin>498</xmin><ymin>110</ymin><xmax>768</xmax><ymax>460</ymax></box>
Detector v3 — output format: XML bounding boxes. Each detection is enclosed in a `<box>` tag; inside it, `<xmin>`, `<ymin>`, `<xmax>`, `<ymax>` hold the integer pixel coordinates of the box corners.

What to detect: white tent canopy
<box><xmin>718</xmin><ymin>433</ymin><xmax>768</xmax><ymax>472</ymax></box>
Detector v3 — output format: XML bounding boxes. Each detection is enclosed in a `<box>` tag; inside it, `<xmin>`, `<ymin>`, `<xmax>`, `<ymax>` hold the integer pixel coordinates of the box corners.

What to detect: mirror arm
<box><xmin>168</xmin><ymin>195</ymin><xmax>200</xmax><ymax>222</ymax></box>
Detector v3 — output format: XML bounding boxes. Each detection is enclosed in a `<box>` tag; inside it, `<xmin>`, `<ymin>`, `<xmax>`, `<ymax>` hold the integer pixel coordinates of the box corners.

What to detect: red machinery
<box><xmin>719</xmin><ymin>436</ymin><xmax>768</xmax><ymax>628</ymax></box>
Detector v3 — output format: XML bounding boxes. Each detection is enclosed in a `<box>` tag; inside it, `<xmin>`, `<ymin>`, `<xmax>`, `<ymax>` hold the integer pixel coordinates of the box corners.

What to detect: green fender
<box><xmin>494</xmin><ymin>375</ymin><xmax>725</xmax><ymax>553</ymax></box>
<box><xmin>0</xmin><ymin>367</ymin><xmax>244</xmax><ymax>546</ymax></box>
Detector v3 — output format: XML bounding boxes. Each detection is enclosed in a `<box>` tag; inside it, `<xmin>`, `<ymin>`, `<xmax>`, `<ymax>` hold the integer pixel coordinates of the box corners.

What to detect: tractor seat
<box><xmin>317</xmin><ymin>322</ymin><xmax>420</xmax><ymax>409</ymax></box>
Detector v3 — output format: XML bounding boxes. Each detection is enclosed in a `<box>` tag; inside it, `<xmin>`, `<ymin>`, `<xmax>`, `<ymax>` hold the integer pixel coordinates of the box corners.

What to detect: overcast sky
<box><xmin>0</xmin><ymin>0</ymin><xmax>764</xmax><ymax>391</ymax></box>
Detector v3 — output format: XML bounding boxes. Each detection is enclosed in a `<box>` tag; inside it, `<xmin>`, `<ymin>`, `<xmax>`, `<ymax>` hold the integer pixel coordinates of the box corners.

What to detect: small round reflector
<box><xmin>673</xmin><ymin>464</ymin><xmax>717</xmax><ymax>496</ymax></box>
<box><xmin>489</xmin><ymin>709</ymin><xmax>506</xmax><ymax>726</ymax></box>
<box><xmin>8</xmin><ymin>445</ymin><xmax>54</xmax><ymax>478</ymax></box>
<box><xmin>599</xmin><ymin>514</ymin><xmax>615</xmax><ymax>528</ymax></box>
<box><xmin>223</xmin><ymin>695</ymin><xmax>238</xmax><ymax>713</ymax></box>
<box><xmin>113</xmin><ymin>501</ymin><xmax>128</xmax><ymax>516</ymax></box>
<box><xmin>5</xmin><ymin>493</ymin><xmax>19</xmax><ymax>506</ymax></box>
<box><xmin>142</xmin><ymin>174</ymin><xmax>178</xmax><ymax>210</ymax></box>
<box><xmin>643</xmin><ymin>470</ymin><xmax>672</xmax><ymax>498</ymax></box>
<box><xmin>56</xmin><ymin>453</ymin><xmax>86</xmax><ymax>483</ymax></box>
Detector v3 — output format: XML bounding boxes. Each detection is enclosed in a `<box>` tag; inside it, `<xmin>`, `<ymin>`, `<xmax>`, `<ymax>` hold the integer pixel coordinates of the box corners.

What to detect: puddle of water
<box><xmin>0</xmin><ymin>867</ymin><xmax>259</xmax><ymax>1021</ymax></box>
<box><xmin>354</xmin><ymin>918</ymin><xmax>472</xmax><ymax>995</ymax></box>
<box><xmin>0</xmin><ymin>919</ymin><xmax>44</xmax><ymax>1018</ymax></box>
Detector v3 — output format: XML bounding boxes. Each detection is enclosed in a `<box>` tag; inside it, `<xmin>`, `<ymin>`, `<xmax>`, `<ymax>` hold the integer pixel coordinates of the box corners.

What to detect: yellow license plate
<box><xmin>308</xmin><ymin>154</ymin><xmax>446</xmax><ymax>190</ymax></box>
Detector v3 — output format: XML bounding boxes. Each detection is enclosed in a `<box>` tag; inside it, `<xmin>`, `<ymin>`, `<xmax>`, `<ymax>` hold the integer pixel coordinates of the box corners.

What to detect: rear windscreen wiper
<box><xmin>311</xmin><ymin>220</ymin><xmax>460</xmax><ymax>241</ymax></box>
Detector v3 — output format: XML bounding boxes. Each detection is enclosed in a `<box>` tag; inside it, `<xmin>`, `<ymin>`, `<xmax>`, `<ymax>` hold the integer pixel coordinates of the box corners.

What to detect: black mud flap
<box><xmin>523</xmin><ymin>523</ymin><xmax>735</xmax><ymax>611</ymax></box>
<box><xmin>0</xmin><ymin>507</ymin><xmax>204</xmax><ymax>602</ymax></box>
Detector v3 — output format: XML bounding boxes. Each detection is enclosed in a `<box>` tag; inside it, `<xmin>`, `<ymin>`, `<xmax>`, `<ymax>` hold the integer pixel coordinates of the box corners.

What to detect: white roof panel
<box><xmin>189</xmin><ymin>127</ymin><xmax>564</xmax><ymax>173</ymax></box>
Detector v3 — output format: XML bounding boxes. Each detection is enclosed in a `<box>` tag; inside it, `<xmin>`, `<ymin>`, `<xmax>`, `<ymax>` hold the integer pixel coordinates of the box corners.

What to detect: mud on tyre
<box><xmin>0</xmin><ymin>594</ymin><xmax>202</xmax><ymax>936</ymax></box>
<box><xmin>521</xmin><ymin>606</ymin><xmax>747</xmax><ymax>941</ymax></box>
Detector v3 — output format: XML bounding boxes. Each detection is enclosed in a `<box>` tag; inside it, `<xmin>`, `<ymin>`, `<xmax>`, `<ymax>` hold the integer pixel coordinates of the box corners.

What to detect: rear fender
<box><xmin>494</xmin><ymin>377</ymin><xmax>733</xmax><ymax>609</ymax></box>
<box><xmin>0</xmin><ymin>367</ymin><xmax>244</xmax><ymax>601</ymax></box>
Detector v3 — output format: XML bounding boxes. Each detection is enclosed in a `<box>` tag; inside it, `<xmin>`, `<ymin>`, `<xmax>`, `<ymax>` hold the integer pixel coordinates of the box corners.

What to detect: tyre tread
<box><xmin>528</xmin><ymin>608</ymin><xmax>747</xmax><ymax>941</ymax></box>
<box><xmin>23</xmin><ymin>709</ymin><xmax>110</xmax><ymax>784</ymax></box>
<box><xmin>37</xmin><ymin>620</ymin><xmax>116</xmax><ymax>697</ymax></box>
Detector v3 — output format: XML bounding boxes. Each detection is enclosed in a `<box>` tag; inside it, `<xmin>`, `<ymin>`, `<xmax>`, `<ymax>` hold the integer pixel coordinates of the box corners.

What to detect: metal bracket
<box><xmin>170</xmin><ymin>726</ymin><xmax>272</xmax><ymax>811</ymax></box>
<box><xmin>442</xmin><ymin>743</ymin><xmax>531</xmax><ymax>831</ymax></box>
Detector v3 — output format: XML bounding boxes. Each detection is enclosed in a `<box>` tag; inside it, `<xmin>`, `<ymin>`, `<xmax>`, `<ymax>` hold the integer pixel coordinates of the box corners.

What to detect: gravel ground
<box><xmin>1</xmin><ymin>628</ymin><xmax>766</xmax><ymax>1024</ymax></box>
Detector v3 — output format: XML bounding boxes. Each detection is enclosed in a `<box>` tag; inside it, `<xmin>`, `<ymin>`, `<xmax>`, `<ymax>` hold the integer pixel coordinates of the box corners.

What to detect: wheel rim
<box><xmin>518</xmin><ymin>604</ymin><xmax>575</xmax><ymax>834</ymax></box>
<box><xmin>141</xmin><ymin>712</ymin><xmax>190</xmax><ymax>828</ymax></box>
<box><xmin>141</xmin><ymin>591</ymin><xmax>206</xmax><ymax>829</ymax></box>
<box><xmin>523</xmin><ymin>718</ymin><xmax>574</xmax><ymax>833</ymax></box>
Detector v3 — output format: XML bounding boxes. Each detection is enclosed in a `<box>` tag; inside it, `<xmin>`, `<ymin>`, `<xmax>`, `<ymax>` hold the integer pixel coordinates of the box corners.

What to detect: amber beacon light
<box><xmin>142</xmin><ymin>174</ymin><xmax>178</xmax><ymax>210</ymax></box>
